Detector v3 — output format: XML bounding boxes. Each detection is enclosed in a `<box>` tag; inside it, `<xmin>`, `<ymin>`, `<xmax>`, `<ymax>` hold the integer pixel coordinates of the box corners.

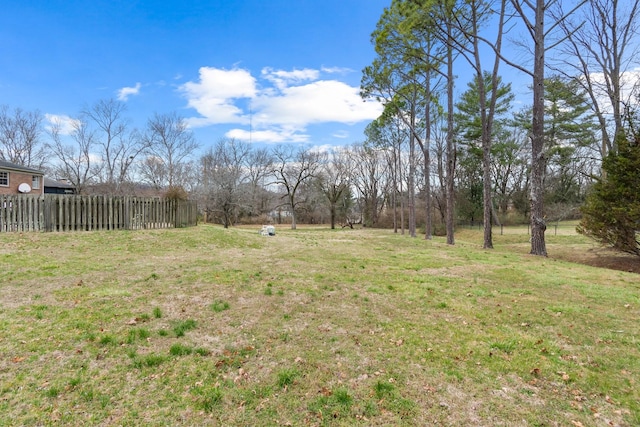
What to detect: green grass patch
<box><xmin>132</xmin><ymin>353</ymin><xmax>166</xmax><ymax>368</ymax></box>
<box><xmin>276</xmin><ymin>368</ymin><xmax>299</xmax><ymax>388</ymax></box>
<box><xmin>172</xmin><ymin>319</ymin><xmax>197</xmax><ymax>337</ymax></box>
<box><xmin>210</xmin><ymin>300</ymin><xmax>230</xmax><ymax>312</ymax></box>
<box><xmin>169</xmin><ymin>343</ymin><xmax>194</xmax><ymax>356</ymax></box>
<box><xmin>0</xmin><ymin>225</ymin><xmax>637</xmax><ymax>426</ymax></box>
<box><xmin>193</xmin><ymin>386</ymin><xmax>223</xmax><ymax>412</ymax></box>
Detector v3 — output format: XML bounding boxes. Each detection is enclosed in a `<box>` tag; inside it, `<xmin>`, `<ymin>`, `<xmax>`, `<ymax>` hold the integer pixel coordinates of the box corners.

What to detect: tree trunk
<box><xmin>482</xmin><ymin>135</ymin><xmax>493</xmax><ymax>248</ymax></box>
<box><xmin>392</xmin><ymin>150</ymin><xmax>398</xmax><ymax>233</ymax></box>
<box><xmin>330</xmin><ymin>201</ymin><xmax>336</xmax><ymax>230</ymax></box>
<box><xmin>424</xmin><ymin>77</ymin><xmax>433</xmax><ymax>240</ymax></box>
<box><xmin>530</xmin><ymin>0</ymin><xmax>547</xmax><ymax>256</ymax></box>
<box><xmin>290</xmin><ymin>195</ymin><xmax>297</xmax><ymax>230</ymax></box>
<box><xmin>445</xmin><ymin>24</ymin><xmax>456</xmax><ymax>245</ymax></box>
<box><xmin>409</xmin><ymin>102</ymin><xmax>417</xmax><ymax>238</ymax></box>
<box><xmin>424</xmin><ymin>145</ymin><xmax>432</xmax><ymax>240</ymax></box>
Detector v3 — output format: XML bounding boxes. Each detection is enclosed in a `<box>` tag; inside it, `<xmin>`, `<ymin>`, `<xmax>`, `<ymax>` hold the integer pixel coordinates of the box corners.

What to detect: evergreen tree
<box><xmin>577</xmin><ymin>134</ymin><xmax>640</xmax><ymax>256</ymax></box>
<box><xmin>455</xmin><ymin>72</ymin><xmax>514</xmax><ymax>225</ymax></box>
<box><xmin>514</xmin><ymin>76</ymin><xmax>597</xmax><ymax>218</ymax></box>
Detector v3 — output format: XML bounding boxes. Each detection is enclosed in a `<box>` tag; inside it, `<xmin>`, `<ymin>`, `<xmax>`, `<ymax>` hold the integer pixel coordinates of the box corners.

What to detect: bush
<box><xmin>164</xmin><ymin>186</ymin><xmax>189</xmax><ymax>201</ymax></box>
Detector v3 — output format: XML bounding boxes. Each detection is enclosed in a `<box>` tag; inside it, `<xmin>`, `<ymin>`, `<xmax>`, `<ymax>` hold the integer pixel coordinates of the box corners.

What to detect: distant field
<box><xmin>0</xmin><ymin>225</ymin><xmax>638</xmax><ymax>426</ymax></box>
<box><xmin>458</xmin><ymin>220</ymin><xmax>580</xmax><ymax>236</ymax></box>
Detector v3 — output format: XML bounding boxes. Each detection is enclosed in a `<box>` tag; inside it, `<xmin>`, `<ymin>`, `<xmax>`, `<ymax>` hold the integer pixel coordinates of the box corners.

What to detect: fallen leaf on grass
<box><xmin>423</xmin><ymin>384</ymin><xmax>437</xmax><ymax>393</ymax></box>
<box><xmin>320</xmin><ymin>387</ymin><xmax>332</xmax><ymax>397</ymax></box>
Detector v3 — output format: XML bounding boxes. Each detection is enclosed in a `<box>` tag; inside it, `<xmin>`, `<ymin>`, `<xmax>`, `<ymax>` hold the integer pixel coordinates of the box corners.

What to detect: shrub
<box><xmin>164</xmin><ymin>186</ymin><xmax>189</xmax><ymax>201</ymax></box>
<box><xmin>578</xmin><ymin>135</ymin><xmax>640</xmax><ymax>256</ymax></box>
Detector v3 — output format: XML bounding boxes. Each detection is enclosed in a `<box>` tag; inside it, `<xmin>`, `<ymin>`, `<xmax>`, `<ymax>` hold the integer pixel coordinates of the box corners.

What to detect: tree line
<box><xmin>359</xmin><ymin>0</ymin><xmax>640</xmax><ymax>256</ymax></box>
<box><xmin>1</xmin><ymin>0</ymin><xmax>638</xmax><ymax>255</ymax></box>
<box><xmin>0</xmin><ymin>101</ymin><xmax>198</xmax><ymax>196</ymax></box>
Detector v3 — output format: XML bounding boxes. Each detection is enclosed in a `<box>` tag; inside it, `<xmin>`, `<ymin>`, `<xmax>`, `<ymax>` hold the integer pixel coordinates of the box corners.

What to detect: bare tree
<box><xmin>360</xmin><ymin>119</ymin><xmax>407</xmax><ymax>234</ymax></box>
<box><xmin>316</xmin><ymin>147</ymin><xmax>353</xmax><ymax>229</ymax></box>
<box><xmin>271</xmin><ymin>145</ymin><xmax>323</xmax><ymax>230</ymax></box>
<box><xmin>349</xmin><ymin>143</ymin><xmax>389</xmax><ymax>227</ymax></box>
<box><xmin>554</xmin><ymin>0</ymin><xmax>640</xmax><ymax>157</ymax></box>
<box><xmin>0</xmin><ymin>105</ymin><xmax>47</xmax><ymax>169</ymax></box>
<box><xmin>140</xmin><ymin>112</ymin><xmax>198</xmax><ymax>190</ymax></box>
<box><xmin>444</xmin><ymin>5</ymin><xmax>457</xmax><ymax>245</ymax></box>
<box><xmin>82</xmin><ymin>99</ymin><xmax>148</xmax><ymax>194</ymax></box>
<box><xmin>245</xmin><ymin>147</ymin><xmax>273</xmax><ymax>219</ymax></box>
<box><xmin>506</xmin><ymin>0</ymin><xmax>584</xmax><ymax>256</ymax></box>
<box><xmin>201</xmin><ymin>138</ymin><xmax>252</xmax><ymax>228</ymax></box>
<box><xmin>47</xmin><ymin>117</ymin><xmax>98</xmax><ymax>194</ymax></box>
<box><xmin>139</xmin><ymin>156</ymin><xmax>168</xmax><ymax>190</ymax></box>
<box><xmin>492</xmin><ymin>123</ymin><xmax>530</xmax><ymax>218</ymax></box>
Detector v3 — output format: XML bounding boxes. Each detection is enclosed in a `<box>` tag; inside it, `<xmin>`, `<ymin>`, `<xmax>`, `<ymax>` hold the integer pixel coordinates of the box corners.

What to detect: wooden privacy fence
<box><xmin>0</xmin><ymin>194</ymin><xmax>198</xmax><ymax>232</ymax></box>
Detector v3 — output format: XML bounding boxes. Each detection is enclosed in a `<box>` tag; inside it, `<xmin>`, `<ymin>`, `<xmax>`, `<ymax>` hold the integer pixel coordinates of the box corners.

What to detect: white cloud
<box><xmin>261</xmin><ymin>67</ymin><xmax>319</xmax><ymax>90</ymax></box>
<box><xmin>585</xmin><ymin>68</ymin><xmax>640</xmax><ymax>115</ymax></box>
<box><xmin>321</xmin><ymin>66</ymin><xmax>352</xmax><ymax>74</ymax></box>
<box><xmin>181</xmin><ymin>67</ymin><xmax>256</xmax><ymax>126</ymax></box>
<box><xmin>45</xmin><ymin>114</ymin><xmax>80</xmax><ymax>135</ymax></box>
<box><xmin>225</xmin><ymin>127</ymin><xmax>308</xmax><ymax>144</ymax></box>
<box><xmin>252</xmin><ymin>80</ymin><xmax>381</xmax><ymax>127</ymax></box>
<box><xmin>310</xmin><ymin>144</ymin><xmax>334</xmax><ymax>154</ymax></box>
<box><xmin>180</xmin><ymin>66</ymin><xmax>383</xmax><ymax>143</ymax></box>
<box><xmin>117</xmin><ymin>82</ymin><xmax>141</xmax><ymax>101</ymax></box>
<box><xmin>332</xmin><ymin>130</ymin><xmax>349</xmax><ymax>139</ymax></box>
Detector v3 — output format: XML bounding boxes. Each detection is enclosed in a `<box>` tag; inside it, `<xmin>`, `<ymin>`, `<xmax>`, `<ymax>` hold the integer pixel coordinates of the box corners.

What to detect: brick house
<box><xmin>0</xmin><ymin>160</ymin><xmax>45</xmax><ymax>196</ymax></box>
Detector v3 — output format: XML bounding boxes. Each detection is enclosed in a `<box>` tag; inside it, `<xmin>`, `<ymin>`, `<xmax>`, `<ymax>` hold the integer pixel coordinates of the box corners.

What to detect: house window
<box><xmin>0</xmin><ymin>171</ymin><xmax>8</xmax><ymax>186</ymax></box>
<box><xmin>32</xmin><ymin>175</ymin><xmax>41</xmax><ymax>189</ymax></box>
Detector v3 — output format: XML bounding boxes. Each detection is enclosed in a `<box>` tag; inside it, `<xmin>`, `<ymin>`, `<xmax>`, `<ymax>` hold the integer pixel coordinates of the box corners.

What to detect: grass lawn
<box><xmin>0</xmin><ymin>224</ymin><xmax>638</xmax><ymax>426</ymax></box>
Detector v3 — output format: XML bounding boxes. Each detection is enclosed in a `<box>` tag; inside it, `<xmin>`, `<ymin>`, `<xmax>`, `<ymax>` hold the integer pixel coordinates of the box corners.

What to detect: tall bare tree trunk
<box><xmin>422</xmin><ymin>68</ymin><xmax>433</xmax><ymax>240</ymax></box>
<box><xmin>530</xmin><ymin>0</ymin><xmax>547</xmax><ymax>256</ymax></box>
<box><xmin>445</xmin><ymin>23</ymin><xmax>456</xmax><ymax>245</ymax></box>
<box><xmin>290</xmin><ymin>193</ymin><xmax>297</xmax><ymax>230</ymax></box>
<box><xmin>409</xmin><ymin>101</ymin><xmax>417</xmax><ymax>238</ymax></box>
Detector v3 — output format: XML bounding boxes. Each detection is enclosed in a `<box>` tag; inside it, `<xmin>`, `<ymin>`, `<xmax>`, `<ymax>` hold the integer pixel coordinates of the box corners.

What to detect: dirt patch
<box><xmin>553</xmin><ymin>246</ymin><xmax>640</xmax><ymax>274</ymax></box>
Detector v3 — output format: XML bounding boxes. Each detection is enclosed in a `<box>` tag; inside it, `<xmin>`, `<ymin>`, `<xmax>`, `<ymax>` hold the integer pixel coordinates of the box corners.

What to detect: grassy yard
<box><xmin>0</xmin><ymin>225</ymin><xmax>638</xmax><ymax>426</ymax></box>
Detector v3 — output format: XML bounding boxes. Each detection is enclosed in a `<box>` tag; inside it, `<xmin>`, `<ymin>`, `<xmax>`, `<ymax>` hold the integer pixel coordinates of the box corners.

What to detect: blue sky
<box><xmin>1</xmin><ymin>0</ymin><xmax>391</xmax><ymax>150</ymax></box>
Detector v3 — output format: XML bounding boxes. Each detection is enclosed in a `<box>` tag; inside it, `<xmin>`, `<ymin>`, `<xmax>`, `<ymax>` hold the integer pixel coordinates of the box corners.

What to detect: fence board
<box><xmin>0</xmin><ymin>195</ymin><xmax>197</xmax><ymax>233</ymax></box>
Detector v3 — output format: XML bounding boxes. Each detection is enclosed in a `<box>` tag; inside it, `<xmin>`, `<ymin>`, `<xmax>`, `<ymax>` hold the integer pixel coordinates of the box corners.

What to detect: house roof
<box><xmin>0</xmin><ymin>160</ymin><xmax>43</xmax><ymax>175</ymax></box>
<box><xmin>44</xmin><ymin>178</ymin><xmax>75</xmax><ymax>189</ymax></box>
